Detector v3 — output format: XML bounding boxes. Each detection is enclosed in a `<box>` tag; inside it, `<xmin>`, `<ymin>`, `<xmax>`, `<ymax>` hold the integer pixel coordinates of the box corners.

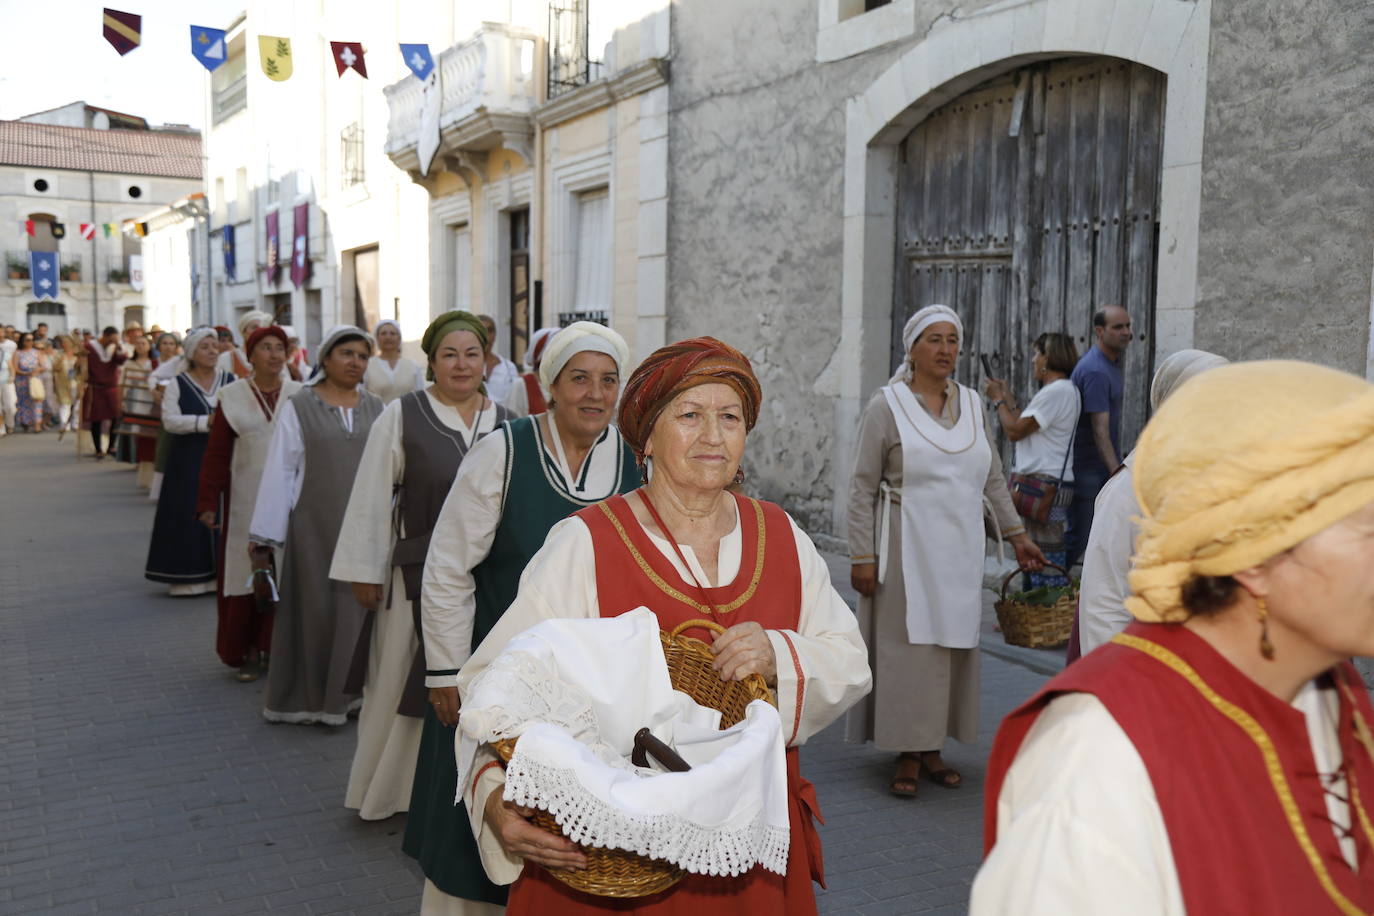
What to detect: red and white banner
<box><xmin>79</xmin><ymin>223</ymin><xmax>96</xmax><ymax>240</ymax></box>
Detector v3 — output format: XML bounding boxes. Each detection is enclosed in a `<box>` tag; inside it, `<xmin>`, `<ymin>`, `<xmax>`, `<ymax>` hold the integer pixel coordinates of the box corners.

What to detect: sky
<box><xmin>0</xmin><ymin>0</ymin><xmax>247</xmax><ymax>128</ymax></box>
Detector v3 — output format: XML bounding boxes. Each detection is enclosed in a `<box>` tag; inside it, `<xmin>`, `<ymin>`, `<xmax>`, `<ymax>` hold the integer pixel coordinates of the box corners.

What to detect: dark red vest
<box><xmin>506</xmin><ymin>492</ymin><xmax>824</xmax><ymax>914</ymax></box>
<box><xmin>985</xmin><ymin>621</ymin><xmax>1374</xmax><ymax>914</ymax></box>
<box><xmin>521</xmin><ymin>372</ymin><xmax>546</xmax><ymax>414</ymax></box>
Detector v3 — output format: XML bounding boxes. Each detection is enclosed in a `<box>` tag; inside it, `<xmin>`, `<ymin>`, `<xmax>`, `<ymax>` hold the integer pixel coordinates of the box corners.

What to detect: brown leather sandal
<box><xmin>889</xmin><ymin>752</ymin><xmax>920</xmax><ymax>798</ymax></box>
<box><xmin>921</xmin><ymin>751</ymin><xmax>962</xmax><ymax>788</ymax></box>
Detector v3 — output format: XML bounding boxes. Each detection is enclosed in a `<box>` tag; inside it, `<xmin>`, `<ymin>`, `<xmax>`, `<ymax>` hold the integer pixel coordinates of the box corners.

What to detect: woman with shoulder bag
<box><xmin>986</xmin><ymin>332</ymin><xmax>1080</xmax><ymax>588</ymax></box>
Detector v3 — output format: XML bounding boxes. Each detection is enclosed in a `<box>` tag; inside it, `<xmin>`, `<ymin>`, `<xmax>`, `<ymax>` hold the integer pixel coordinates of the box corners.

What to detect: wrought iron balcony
<box><xmin>384</xmin><ymin>23</ymin><xmax>540</xmax><ymax>180</ymax></box>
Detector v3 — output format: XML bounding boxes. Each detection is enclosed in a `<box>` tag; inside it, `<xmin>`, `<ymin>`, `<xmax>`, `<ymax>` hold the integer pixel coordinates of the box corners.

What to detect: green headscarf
<box><xmin>420</xmin><ymin>310</ymin><xmax>488</xmax><ymax>382</ymax></box>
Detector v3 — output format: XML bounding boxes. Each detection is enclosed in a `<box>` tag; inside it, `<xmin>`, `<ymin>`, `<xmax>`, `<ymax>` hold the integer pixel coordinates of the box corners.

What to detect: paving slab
<box><xmin>0</xmin><ymin>433</ymin><xmax>1050</xmax><ymax>914</ymax></box>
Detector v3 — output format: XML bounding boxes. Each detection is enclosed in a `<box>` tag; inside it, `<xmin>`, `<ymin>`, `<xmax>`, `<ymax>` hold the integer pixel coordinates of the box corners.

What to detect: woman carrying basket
<box><xmin>985</xmin><ymin>332</ymin><xmax>1080</xmax><ymax>588</ymax></box>
<box><xmin>415</xmin><ymin>322</ymin><xmax>640</xmax><ymax>915</ymax></box>
<box><xmin>454</xmin><ymin>337</ymin><xmax>872</xmax><ymax>914</ymax></box>
<box><xmin>847</xmin><ymin>305</ymin><xmax>1044</xmax><ymax>798</ymax></box>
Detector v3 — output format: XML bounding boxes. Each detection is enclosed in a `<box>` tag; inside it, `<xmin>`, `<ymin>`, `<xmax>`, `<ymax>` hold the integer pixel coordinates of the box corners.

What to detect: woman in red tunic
<box><xmin>457</xmin><ymin>337</ymin><xmax>872</xmax><ymax>914</ymax></box>
<box><xmin>974</xmin><ymin>360</ymin><xmax>1374</xmax><ymax>915</ymax></box>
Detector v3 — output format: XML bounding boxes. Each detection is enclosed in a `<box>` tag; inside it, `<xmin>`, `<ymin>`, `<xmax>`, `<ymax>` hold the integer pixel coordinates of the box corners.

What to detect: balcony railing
<box><xmin>384</xmin><ymin>23</ymin><xmax>539</xmax><ymax>172</ymax></box>
<box><xmin>213</xmin><ymin>75</ymin><xmax>248</xmax><ymax>125</ymax></box>
<box><xmin>5</xmin><ymin>251</ymin><xmax>86</xmax><ymax>284</ymax></box>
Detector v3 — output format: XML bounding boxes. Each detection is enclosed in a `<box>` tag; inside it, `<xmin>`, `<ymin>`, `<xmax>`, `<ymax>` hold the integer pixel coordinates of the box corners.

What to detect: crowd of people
<box><xmin>8</xmin><ymin>297</ymin><xmax>1374</xmax><ymax>914</ymax></box>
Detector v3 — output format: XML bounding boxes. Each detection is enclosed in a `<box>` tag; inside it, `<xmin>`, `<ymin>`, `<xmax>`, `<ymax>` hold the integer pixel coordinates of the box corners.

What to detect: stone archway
<box><xmin>829</xmin><ymin>0</ymin><xmax>1211</xmax><ymax>533</ymax></box>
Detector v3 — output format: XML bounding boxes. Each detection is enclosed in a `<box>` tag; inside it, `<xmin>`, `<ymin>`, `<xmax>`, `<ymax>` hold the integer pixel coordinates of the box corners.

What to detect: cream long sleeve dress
<box><xmin>364</xmin><ymin>355</ymin><xmax>426</xmax><ymax>405</ymax></box>
<box><xmin>846</xmin><ymin>380</ymin><xmax>1022</xmax><ymax>751</ymax></box>
<box><xmin>452</xmin><ymin>507</ymin><xmax>873</xmax><ymax>885</ymax></box>
<box><xmin>329</xmin><ymin>392</ymin><xmax>500</xmax><ymax>820</ymax></box>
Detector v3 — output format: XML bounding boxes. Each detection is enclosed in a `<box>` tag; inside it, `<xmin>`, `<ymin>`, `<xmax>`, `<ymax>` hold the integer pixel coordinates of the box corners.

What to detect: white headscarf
<box><xmin>1149</xmin><ymin>349</ymin><xmax>1229</xmax><ymax>412</ymax></box>
<box><xmin>539</xmin><ymin>321</ymin><xmax>629</xmax><ymax>389</ymax></box>
<box><xmin>237</xmin><ymin>310</ymin><xmax>272</xmax><ymax>341</ymax></box>
<box><xmin>525</xmin><ymin>326</ymin><xmax>560</xmax><ymax>372</ymax></box>
<box><xmin>890</xmin><ymin>304</ymin><xmax>964</xmax><ymax>385</ymax></box>
<box><xmin>306</xmin><ymin>324</ymin><xmax>372</xmax><ymax>386</ymax></box>
<box><xmin>374</xmin><ymin>318</ymin><xmax>401</xmax><ymax>337</ymax></box>
<box><xmin>180</xmin><ymin>327</ymin><xmax>217</xmax><ymax>369</ymax></box>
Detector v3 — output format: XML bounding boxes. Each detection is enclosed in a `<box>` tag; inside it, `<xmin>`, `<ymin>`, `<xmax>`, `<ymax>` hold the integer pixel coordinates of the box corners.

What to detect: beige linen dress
<box><xmin>846</xmin><ymin>379</ymin><xmax>1022</xmax><ymax>751</ymax></box>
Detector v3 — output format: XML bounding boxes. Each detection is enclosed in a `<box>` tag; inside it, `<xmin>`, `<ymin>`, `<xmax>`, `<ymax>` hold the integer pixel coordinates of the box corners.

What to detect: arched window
<box><xmin>26</xmin><ymin>212</ymin><xmax>60</xmax><ymax>253</ymax></box>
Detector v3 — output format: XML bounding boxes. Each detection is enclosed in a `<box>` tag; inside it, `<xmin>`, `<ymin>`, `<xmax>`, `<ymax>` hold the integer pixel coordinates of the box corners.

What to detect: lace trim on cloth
<box><xmin>503</xmin><ymin>749</ymin><xmax>790</xmax><ymax>877</ymax></box>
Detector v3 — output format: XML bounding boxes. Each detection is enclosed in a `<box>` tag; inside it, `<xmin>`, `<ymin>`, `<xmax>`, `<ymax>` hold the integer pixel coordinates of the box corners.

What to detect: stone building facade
<box><xmin>664</xmin><ymin>0</ymin><xmax>1371</xmax><ymax>543</ymax></box>
<box><xmin>0</xmin><ymin>110</ymin><xmax>201</xmax><ymax>334</ymax></box>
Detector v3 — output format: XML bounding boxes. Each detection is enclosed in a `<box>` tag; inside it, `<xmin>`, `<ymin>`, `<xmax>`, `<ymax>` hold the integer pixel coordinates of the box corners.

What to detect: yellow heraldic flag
<box><xmin>258</xmin><ymin>36</ymin><xmax>293</xmax><ymax>81</ymax></box>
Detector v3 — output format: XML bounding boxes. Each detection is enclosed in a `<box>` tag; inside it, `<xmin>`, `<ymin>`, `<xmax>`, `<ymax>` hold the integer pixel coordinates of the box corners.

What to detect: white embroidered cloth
<box><xmin>456</xmin><ymin>608</ymin><xmax>791</xmax><ymax>876</ymax></box>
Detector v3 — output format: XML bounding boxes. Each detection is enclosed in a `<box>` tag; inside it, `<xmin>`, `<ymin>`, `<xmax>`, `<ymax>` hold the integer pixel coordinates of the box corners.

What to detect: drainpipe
<box><xmin>89</xmin><ymin>170</ymin><xmax>99</xmax><ymax>332</ymax></box>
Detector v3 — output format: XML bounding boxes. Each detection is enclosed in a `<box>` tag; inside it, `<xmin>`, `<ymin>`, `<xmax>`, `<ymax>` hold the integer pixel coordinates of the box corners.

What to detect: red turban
<box><xmin>246</xmin><ymin>325</ymin><xmax>288</xmax><ymax>358</ymax></box>
<box><xmin>617</xmin><ymin>336</ymin><xmax>762</xmax><ymax>464</ymax></box>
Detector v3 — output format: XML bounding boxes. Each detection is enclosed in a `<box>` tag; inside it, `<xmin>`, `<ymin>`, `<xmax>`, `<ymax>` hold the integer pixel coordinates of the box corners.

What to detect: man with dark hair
<box><xmin>33</xmin><ymin>322</ymin><xmax>50</xmax><ymax>347</ymax></box>
<box><xmin>1065</xmin><ymin>305</ymin><xmax>1132</xmax><ymax>565</ymax></box>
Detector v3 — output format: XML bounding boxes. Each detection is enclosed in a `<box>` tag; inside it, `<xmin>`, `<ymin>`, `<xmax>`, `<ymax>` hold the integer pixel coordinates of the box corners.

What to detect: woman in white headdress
<box><xmin>364</xmin><ymin>319</ymin><xmax>426</xmax><ymax>404</ymax></box>
<box><xmin>847</xmin><ymin>305</ymin><xmax>1045</xmax><ymax>797</ymax></box>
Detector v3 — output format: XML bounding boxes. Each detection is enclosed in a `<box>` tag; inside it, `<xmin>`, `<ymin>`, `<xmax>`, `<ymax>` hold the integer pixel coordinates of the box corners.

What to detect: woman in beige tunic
<box><xmin>363</xmin><ymin>319</ymin><xmax>425</xmax><ymax>404</ymax></box>
<box><xmin>847</xmin><ymin>305</ymin><xmax>1044</xmax><ymax>796</ymax></box>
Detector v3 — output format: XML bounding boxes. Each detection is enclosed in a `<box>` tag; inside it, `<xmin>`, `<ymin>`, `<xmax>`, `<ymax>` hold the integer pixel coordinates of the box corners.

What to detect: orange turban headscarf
<box><xmin>617</xmin><ymin>337</ymin><xmax>763</xmax><ymax>466</ymax></box>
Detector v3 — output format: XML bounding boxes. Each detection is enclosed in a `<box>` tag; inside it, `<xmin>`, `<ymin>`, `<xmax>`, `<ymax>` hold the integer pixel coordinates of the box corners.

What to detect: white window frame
<box><xmin>549</xmin><ymin>150</ymin><xmax>613</xmax><ymax>320</ymax></box>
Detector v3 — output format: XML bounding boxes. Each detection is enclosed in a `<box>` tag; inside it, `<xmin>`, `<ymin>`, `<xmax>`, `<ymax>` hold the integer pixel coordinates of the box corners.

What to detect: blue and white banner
<box><xmin>29</xmin><ymin>252</ymin><xmax>57</xmax><ymax>301</ymax></box>
<box><xmin>222</xmin><ymin>224</ymin><xmax>236</xmax><ymax>281</ymax></box>
<box><xmin>399</xmin><ymin>43</ymin><xmax>434</xmax><ymax>81</ymax></box>
<box><xmin>190</xmin><ymin>26</ymin><xmax>228</xmax><ymax>72</ymax></box>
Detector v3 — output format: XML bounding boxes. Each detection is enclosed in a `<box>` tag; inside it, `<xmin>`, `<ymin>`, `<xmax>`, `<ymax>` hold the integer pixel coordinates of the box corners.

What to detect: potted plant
<box><xmin>107</xmin><ymin>267</ymin><xmax>130</xmax><ymax>283</ymax></box>
<box><xmin>59</xmin><ymin>262</ymin><xmax>81</xmax><ymax>282</ymax></box>
<box><xmin>6</xmin><ymin>254</ymin><xmax>29</xmax><ymax>280</ymax></box>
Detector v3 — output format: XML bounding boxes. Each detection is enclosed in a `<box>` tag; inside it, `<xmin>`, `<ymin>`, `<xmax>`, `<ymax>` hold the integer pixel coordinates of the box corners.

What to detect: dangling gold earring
<box><xmin>1257</xmin><ymin>596</ymin><xmax>1275</xmax><ymax>660</ymax></box>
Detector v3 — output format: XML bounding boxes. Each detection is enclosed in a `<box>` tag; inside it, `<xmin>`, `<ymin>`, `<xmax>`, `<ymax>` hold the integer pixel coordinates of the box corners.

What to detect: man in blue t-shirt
<box><xmin>1066</xmin><ymin>305</ymin><xmax>1132</xmax><ymax>565</ymax></box>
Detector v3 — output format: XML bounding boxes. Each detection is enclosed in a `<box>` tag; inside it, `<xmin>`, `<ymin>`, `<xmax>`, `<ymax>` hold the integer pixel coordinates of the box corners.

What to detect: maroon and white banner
<box><xmin>290</xmin><ymin>203</ymin><xmax>310</xmax><ymax>289</ymax></box>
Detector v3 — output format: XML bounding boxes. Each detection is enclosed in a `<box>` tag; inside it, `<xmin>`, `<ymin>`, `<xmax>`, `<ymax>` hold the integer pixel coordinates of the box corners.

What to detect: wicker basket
<box><xmin>993</xmin><ymin>564</ymin><xmax>1078</xmax><ymax>649</ymax></box>
<box><xmin>491</xmin><ymin>618</ymin><xmax>776</xmax><ymax>898</ymax></box>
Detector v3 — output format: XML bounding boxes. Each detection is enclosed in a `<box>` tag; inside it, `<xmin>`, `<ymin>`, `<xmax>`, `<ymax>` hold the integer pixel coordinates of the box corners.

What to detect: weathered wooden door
<box><xmin>893</xmin><ymin>57</ymin><xmax>1165</xmax><ymax>456</ymax></box>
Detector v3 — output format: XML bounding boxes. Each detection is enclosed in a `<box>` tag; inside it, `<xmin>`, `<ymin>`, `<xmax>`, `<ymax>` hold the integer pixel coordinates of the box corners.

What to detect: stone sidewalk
<box><xmin>0</xmin><ymin>432</ymin><xmax>1049</xmax><ymax>915</ymax></box>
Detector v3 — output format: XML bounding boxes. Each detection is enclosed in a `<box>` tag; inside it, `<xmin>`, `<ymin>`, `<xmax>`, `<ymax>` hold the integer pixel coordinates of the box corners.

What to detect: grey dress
<box><xmin>263</xmin><ymin>387</ymin><xmax>384</xmax><ymax>725</ymax></box>
<box><xmin>845</xmin><ymin>380</ymin><xmax>1022</xmax><ymax>751</ymax></box>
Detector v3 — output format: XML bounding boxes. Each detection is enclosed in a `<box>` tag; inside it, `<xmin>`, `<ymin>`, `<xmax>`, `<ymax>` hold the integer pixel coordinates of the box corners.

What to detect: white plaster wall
<box><xmin>0</xmin><ymin>164</ymin><xmax>201</xmax><ymax>332</ymax></box>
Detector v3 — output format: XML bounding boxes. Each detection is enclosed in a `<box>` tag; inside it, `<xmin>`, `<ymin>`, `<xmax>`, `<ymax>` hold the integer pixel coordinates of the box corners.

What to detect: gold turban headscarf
<box><xmin>1127</xmin><ymin>360</ymin><xmax>1374</xmax><ymax>623</ymax></box>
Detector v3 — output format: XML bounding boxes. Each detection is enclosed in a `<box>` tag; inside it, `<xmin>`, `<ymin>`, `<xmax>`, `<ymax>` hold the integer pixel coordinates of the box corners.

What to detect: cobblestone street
<box><xmin>1</xmin><ymin>433</ymin><xmax>1049</xmax><ymax>915</ymax></box>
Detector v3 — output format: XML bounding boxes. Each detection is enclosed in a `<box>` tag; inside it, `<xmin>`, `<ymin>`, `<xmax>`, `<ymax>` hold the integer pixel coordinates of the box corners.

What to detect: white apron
<box><xmin>218</xmin><ymin>378</ymin><xmax>302</xmax><ymax>595</ymax></box>
<box><xmin>880</xmin><ymin>382</ymin><xmax>990</xmax><ymax>648</ymax></box>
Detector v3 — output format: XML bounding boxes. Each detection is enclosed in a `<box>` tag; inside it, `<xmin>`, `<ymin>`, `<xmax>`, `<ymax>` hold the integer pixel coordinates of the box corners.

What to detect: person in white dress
<box><xmin>477</xmin><ymin>314</ymin><xmax>520</xmax><ymax>404</ymax></box>
<box><xmin>973</xmin><ymin>359</ymin><xmax>1374</xmax><ymax>915</ymax></box>
<box><xmin>1074</xmin><ymin>349</ymin><xmax>1228</xmax><ymax>656</ymax></box>
<box><xmin>331</xmin><ymin>311</ymin><xmax>509</xmax><ymax>821</ymax></box>
<box><xmin>985</xmin><ymin>332</ymin><xmax>1081</xmax><ymax>588</ymax></box>
<box><xmin>363</xmin><ymin>318</ymin><xmax>426</xmax><ymax>404</ymax></box>
<box><xmin>847</xmin><ymin>305</ymin><xmax>1045</xmax><ymax>797</ymax></box>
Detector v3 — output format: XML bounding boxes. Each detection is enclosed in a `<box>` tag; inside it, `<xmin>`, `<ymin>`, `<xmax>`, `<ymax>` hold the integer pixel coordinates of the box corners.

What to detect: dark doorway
<box><xmin>892</xmin><ymin>57</ymin><xmax>1164</xmax><ymax>454</ymax></box>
